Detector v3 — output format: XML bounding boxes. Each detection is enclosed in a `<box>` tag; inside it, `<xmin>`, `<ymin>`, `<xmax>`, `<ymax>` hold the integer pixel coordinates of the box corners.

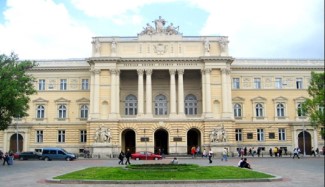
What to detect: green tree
<box><xmin>303</xmin><ymin>72</ymin><xmax>325</xmax><ymax>136</ymax></box>
<box><xmin>0</xmin><ymin>53</ymin><xmax>37</xmax><ymax>130</ymax></box>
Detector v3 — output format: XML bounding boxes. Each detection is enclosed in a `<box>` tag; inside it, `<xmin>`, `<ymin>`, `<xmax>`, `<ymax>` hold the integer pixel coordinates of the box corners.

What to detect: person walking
<box><xmin>293</xmin><ymin>148</ymin><xmax>300</xmax><ymax>159</ymax></box>
<box><xmin>118</xmin><ymin>150</ymin><xmax>125</xmax><ymax>165</ymax></box>
<box><xmin>202</xmin><ymin>148</ymin><xmax>207</xmax><ymax>158</ymax></box>
<box><xmin>2</xmin><ymin>152</ymin><xmax>10</xmax><ymax>165</ymax></box>
<box><xmin>125</xmin><ymin>149</ymin><xmax>131</xmax><ymax>165</ymax></box>
<box><xmin>208</xmin><ymin>148</ymin><xmax>213</xmax><ymax>164</ymax></box>
<box><xmin>221</xmin><ymin>147</ymin><xmax>228</xmax><ymax>161</ymax></box>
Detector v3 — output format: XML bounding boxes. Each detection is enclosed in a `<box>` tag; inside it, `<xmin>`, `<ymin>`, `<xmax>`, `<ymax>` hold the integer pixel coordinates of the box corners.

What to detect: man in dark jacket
<box><xmin>125</xmin><ymin>149</ymin><xmax>131</xmax><ymax>165</ymax></box>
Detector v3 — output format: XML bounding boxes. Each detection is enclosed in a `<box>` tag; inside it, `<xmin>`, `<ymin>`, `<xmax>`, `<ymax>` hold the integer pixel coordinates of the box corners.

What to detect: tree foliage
<box><xmin>303</xmin><ymin>72</ymin><xmax>325</xmax><ymax>136</ymax></box>
<box><xmin>0</xmin><ymin>53</ymin><xmax>37</xmax><ymax>130</ymax></box>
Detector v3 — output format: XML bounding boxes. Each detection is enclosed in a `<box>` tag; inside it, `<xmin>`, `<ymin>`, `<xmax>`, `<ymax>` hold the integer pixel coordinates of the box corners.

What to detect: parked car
<box><xmin>40</xmin><ymin>148</ymin><xmax>76</xmax><ymax>161</ymax></box>
<box><xmin>12</xmin><ymin>152</ymin><xmax>20</xmax><ymax>160</ymax></box>
<box><xmin>18</xmin><ymin>151</ymin><xmax>41</xmax><ymax>160</ymax></box>
<box><xmin>131</xmin><ymin>151</ymin><xmax>162</xmax><ymax>160</ymax></box>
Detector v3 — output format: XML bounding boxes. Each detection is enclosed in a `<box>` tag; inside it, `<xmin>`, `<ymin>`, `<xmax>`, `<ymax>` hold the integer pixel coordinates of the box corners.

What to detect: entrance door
<box><xmin>298</xmin><ymin>131</ymin><xmax>312</xmax><ymax>155</ymax></box>
<box><xmin>154</xmin><ymin>129</ymin><xmax>168</xmax><ymax>155</ymax></box>
<box><xmin>122</xmin><ymin>129</ymin><xmax>136</xmax><ymax>153</ymax></box>
<box><xmin>187</xmin><ymin>128</ymin><xmax>201</xmax><ymax>154</ymax></box>
<box><xmin>10</xmin><ymin>134</ymin><xmax>23</xmax><ymax>152</ymax></box>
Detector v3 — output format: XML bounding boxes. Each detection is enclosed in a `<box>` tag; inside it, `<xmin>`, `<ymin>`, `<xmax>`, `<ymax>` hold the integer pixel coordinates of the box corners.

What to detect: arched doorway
<box><xmin>187</xmin><ymin>128</ymin><xmax>201</xmax><ymax>154</ymax></box>
<box><xmin>10</xmin><ymin>134</ymin><xmax>23</xmax><ymax>152</ymax></box>
<box><xmin>154</xmin><ymin>129</ymin><xmax>168</xmax><ymax>155</ymax></box>
<box><xmin>298</xmin><ymin>131</ymin><xmax>312</xmax><ymax>155</ymax></box>
<box><xmin>122</xmin><ymin>129</ymin><xmax>136</xmax><ymax>153</ymax></box>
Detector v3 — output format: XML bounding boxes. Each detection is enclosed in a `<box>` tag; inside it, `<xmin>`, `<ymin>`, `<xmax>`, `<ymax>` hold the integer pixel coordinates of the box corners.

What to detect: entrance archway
<box><xmin>10</xmin><ymin>134</ymin><xmax>23</xmax><ymax>152</ymax></box>
<box><xmin>122</xmin><ymin>129</ymin><xmax>136</xmax><ymax>153</ymax></box>
<box><xmin>154</xmin><ymin>129</ymin><xmax>168</xmax><ymax>155</ymax></box>
<box><xmin>187</xmin><ymin>128</ymin><xmax>201</xmax><ymax>154</ymax></box>
<box><xmin>298</xmin><ymin>131</ymin><xmax>312</xmax><ymax>155</ymax></box>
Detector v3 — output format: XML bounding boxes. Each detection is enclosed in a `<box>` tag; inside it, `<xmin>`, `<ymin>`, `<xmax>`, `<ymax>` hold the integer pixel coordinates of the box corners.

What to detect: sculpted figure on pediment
<box><xmin>138</xmin><ymin>17</ymin><xmax>181</xmax><ymax>36</ymax></box>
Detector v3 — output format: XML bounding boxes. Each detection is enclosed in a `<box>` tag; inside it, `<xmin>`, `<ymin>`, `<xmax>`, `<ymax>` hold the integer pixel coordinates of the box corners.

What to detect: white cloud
<box><xmin>0</xmin><ymin>0</ymin><xmax>94</xmax><ymax>59</ymax></box>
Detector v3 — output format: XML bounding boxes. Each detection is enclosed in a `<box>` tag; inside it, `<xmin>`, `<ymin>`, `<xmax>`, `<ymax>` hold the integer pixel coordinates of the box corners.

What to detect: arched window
<box><xmin>185</xmin><ymin>94</ymin><xmax>197</xmax><ymax>115</ymax></box>
<box><xmin>234</xmin><ymin>103</ymin><xmax>242</xmax><ymax>117</ymax></box>
<box><xmin>255</xmin><ymin>103</ymin><xmax>263</xmax><ymax>117</ymax></box>
<box><xmin>58</xmin><ymin>105</ymin><xmax>67</xmax><ymax>119</ymax></box>
<box><xmin>125</xmin><ymin>95</ymin><xmax>137</xmax><ymax>115</ymax></box>
<box><xmin>37</xmin><ymin>105</ymin><xmax>45</xmax><ymax>119</ymax></box>
<box><xmin>276</xmin><ymin>103</ymin><xmax>285</xmax><ymax>117</ymax></box>
<box><xmin>155</xmin><ymin>94</ymin><xmax>167</xmax><ymax>115</ymax></box>
<box><xmin>80</xmin><ymin>105</ymin><xmax>88</xmax><ymax>119</ymax></box>
<box><xmin>297</xmin><ymin>103</ymin><xmax>305</xmax><ymax>117</ymax></box>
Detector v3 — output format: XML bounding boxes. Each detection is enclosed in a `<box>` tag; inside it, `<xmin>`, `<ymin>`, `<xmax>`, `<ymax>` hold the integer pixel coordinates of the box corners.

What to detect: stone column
<box><xmin>89</xmin><ymin>68</ymin><xmax>95</xmax><ymax>119</ymax></box>
<box><xmin>204</xmin><ymin>68</ymin><xmax>212</xmax><ymax>117</ymax></box>
<box><xmin>201</xmin><ymin>69</ymin><xmax>206</xmax><ymax>115</ymax></box>
<box><xmin>170</xmin><ymin>69</ymin><xmax>177</xmax><ymax>117</ymax></box>
<box><xmin>221</xmin><ymin>68</ymin><xmax>232</xmax><ymax>119</ymax></box>
<box><xmin>116</xmin><ymin>69</ymin><xmax>120</xmax><ymax>117</ymax></box>
<box><xmin>177</xmin><ymin>69</ymin><xmax>185</xmax><ymax>116</ymax></box>
<box><xmin>145</xmin><ymin>69</ymin><xmax>153</xmax><ymax>117</ymax></box>
<box><xmin>137</xmin><ymin>69</ymin><xmax>144</xmax><ymax>117</ymax></box>
<box><xmin>110</xmin><ymin>69</ymin><xmax>117</xmax><ymax>118</ymax></box>
<box><xmin>93</xmin><ymin>69</ymin><xmax>101</xmax><ymax>118</ymax></box>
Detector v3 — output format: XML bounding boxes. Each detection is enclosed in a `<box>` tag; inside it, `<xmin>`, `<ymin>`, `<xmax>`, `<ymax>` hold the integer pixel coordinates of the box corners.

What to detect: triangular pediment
<box><xmin>32</xmin><ymin>97</ymin><xmax>48</xmax><ymax>103</ymax></box>
<box><xmin>54</xmin><ymin>97</ymin><xmax>70</xmax><ymax>103</ymax></box>
<box><xmin>273</xmin><ymin>96</ymin><xmax>288</xmax><ymax>101</ymax></box>
<box><xmin>76</xmin><ymin>97</ymin><xmax>90</xmax><ymax>103</ymax></box>
<box><xmin>294</xmin><ymin>96</ymin><xmax>308</xmax><ymax>101</ymax></box>
<box><xmin>232</xmin><ymin>96</ymin><xmax>245</xmax><ymax>101</ymax></box>
<box><xmin>251</xmin><ymin>96</ymin><xmax>266</xmax><ymax>101</ymax></box>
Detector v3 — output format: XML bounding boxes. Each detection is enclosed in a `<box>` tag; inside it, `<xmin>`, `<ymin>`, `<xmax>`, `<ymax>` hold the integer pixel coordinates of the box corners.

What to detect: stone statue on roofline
<box><xmin>138</xmin><ymin>16</ymin><xmax>181</xmax><ymax>36</ymax></box>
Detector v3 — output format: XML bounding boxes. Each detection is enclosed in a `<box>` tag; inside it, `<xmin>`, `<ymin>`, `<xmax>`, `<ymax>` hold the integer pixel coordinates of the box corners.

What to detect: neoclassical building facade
<box><xmin>1</xmin><ymin>18</ymin><xmax>324</xmax><ymax>157</ymax></box>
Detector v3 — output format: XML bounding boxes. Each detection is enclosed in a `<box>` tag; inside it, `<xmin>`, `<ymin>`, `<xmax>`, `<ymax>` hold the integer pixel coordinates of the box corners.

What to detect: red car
<box><xmin>131</xmin><ymin>151</ymin><xmax>162</xmax><ymax>160</ymax></box>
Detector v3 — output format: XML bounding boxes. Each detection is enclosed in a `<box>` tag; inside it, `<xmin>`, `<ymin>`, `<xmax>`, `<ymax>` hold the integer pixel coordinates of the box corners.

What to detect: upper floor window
<box><xmin>36</xmin><ymin>105</ymin><xmax>45</xmax><ymax>119</ymax></box>
<box><xmin>297</xmin><ymin>103</ymin><xmax>305</xmax><ymax>117</ymax></box>
<box><xmin>233</xmin><ymin>103</ymin><xmax>242</xmax><ymax>118</ymax></box>
<box><xmin>58</xmin><ymin>105</ymin><xmax>67</xmax><ymax>119</ymax></box>
<box><xmin>38</xmin><ymin>79</ymin><xmax>45</xmax><ymax>90</ymax></box>
<box><xmin>60</xmin><ymin>79</ymin><xmax>67</xmax><ymax>90</ymax></box>
<box><xmin>58</xmin><ymin>130</ymin><xmax>65</xmax><ymax>143</ymax></box>
<box><xmin>275</xmin><ymin>78</ymin><xmax>282</xmax><ymax>89</ymax></box>
<box><xmin>232</xmin><ymin>78</ymin><xmax>240</xmax><ymax>89</ymax></box>
<box><xmin>296</xmin><ymin>78</ymin><xmax>303</xmax><ymax>89</ymax></box>
<box><xmin>255</xmin><ymin>103</ymin><xmax>264</xmax><ymax>117</ymax></box>
<box><xmin>278</xmin><ymin>128</ymin><xmax>286</xmax><ymax>141</ymax></box>
<box><xmin>125</xmin><ymin>95</ymin><xmax>137</xmax><ymax>115</ymax></box>
<box><xmin>155</xmin><ymin>94</ymin><xmax>167</xmax><ymax>115</ymax></box>
<box><xmin>82</xmin><ymin>79</ymin><xmax>89</xmax><ymax>90</ymax></box>
<box><xmin>36</xmin><ymin>130</ymin><xmax>43</xmax><ymax>143</ymax></box>
<box><xmin>80</xmin><ymin>105</ymin><xmax>88</xmax><ymax>119</ymax></box>
<box><xmin>257</xmin><ymin>128</ymin><xmax>264</xmax><ymax>141</ymax></box>
<box><xmin>185</xmin><ymin>94</ymin><xmax>197</xmax><ymax>115</ymax></box>
<box><xmin>276</xmin><ymin>103</ymin><xmax>285</xmax><ymax>117</ymax></box>
<box><xmin>254</xmin><ymin>78</ymin><xmax>261</xmax><ymax>89</ymax></box>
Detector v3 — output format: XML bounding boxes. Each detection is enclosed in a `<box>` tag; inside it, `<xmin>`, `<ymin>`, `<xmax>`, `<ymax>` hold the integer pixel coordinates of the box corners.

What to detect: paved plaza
<box><xmin>0</xmin><ymin>156</ymin><xmax>324</xmax><ymax>187</ymax></box>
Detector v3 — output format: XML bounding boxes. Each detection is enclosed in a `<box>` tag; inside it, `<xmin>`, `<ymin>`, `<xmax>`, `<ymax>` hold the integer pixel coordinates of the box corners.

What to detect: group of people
<box><xmin>0</xmin><ymin>150</ymin><xmax>13</xmax><ymax>166</ymax></box>
<box><xmin>118</xmin><ymin>149</ymin><xmax>132</xmax><ymax>165</ymax></box>
<box><xmin>190</xmin><ymin>145</ymin><xmax>201</xmax><ymax>158</ymax></box>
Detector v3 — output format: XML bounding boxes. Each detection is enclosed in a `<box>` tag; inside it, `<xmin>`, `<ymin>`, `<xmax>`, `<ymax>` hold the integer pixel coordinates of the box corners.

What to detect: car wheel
<box><xmin>66</xmin><ymin>157</ymin><xmax>71</xmax><ymax>161</ymax></box>
<box><xmin>44</xmin><ymin>157</ymin><xmax>49</xmax><ymax>161</ymax></box>
<box><xmin>155</xmin><ymin>157</ymin><xmax>158</xmax><ymax>160</ymax></box>
<box><xmin>19</xmin><ymin>157</ymin><xmax>24</xmax><ymax>161</ymax></box>
<box><xmin>136</xmin><ymin>158</ymin><xmax>140</xmax><ymax>161</ymax></box>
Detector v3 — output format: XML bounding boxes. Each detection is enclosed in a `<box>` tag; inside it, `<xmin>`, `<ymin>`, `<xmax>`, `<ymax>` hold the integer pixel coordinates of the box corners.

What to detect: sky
<box><xmin>0</xmin><ymin>0</ymin><xmax>324</xmax><ymax>60</ymax></box>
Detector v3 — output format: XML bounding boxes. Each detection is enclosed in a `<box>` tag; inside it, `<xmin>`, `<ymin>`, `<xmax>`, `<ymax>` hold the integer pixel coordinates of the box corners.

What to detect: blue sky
<box><xmin>0</xmin><ymin>0</ymin><xmax>323</xmax><ymax>60</ymax></box>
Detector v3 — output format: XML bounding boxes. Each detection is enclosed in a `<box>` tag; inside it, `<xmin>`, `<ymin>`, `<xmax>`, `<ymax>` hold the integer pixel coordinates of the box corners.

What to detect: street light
<box><xmin>16</xmin><ymin>122</ymin><xmax>19</xmax><ymax>153</ymax></box>
<box><xmin>302</xmin><ymin>118</ymin><xmax>306</xmax><ymax>156</ymax></box>
<box><xmin>176</xmin><ymin>128</ymin><xmax>179</xmax><ymax>155</ymax></box>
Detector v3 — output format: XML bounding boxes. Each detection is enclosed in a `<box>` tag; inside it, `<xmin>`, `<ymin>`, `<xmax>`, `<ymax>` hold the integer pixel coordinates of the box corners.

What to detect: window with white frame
<box><xmin>36</xmin><ymin>105</ymin><xmax>45</xmax><ymax>119</ymax></box>
<box><xmin>235</xmin><ymin>129</ymin><xmax>242</xmax><ymax>141</ymax></box>
<box><xmin>275</xmin><ymin>78</ymin><xmax>282</xmax><ymax>89</ymax></box>
<box><xmin>254</xmin><ymin>78</ymin><xmax>261</xmax><ymax>89</ymax></box>
<box><xmin>276</xmin><ymin>103</ymin><xmax>285</xmax><ymax>117</ymax></box>
<box><xmin>296</xmin><ymin>78</ymin><xmax>303</xmax><ymax>89</ymax></box>
<box><xmin>155</xmin><ymin>94</ymin><xmax>167</xmax><ymax>115</ymax></box>
<box><xmin>80</xmin><ymin>105</ymin><xmax>88</xmax><ymax>119</ymax></box>
<box><xmin>58</xmin><ymin>105</ymin><xmax>67</xmax><ymax>119</ymax></box>
<box><xmin>185</xmin><ymin>94</ymin><xmax>197</xmax><ymax>115</ymax></box>
<box><xmin>38</xmin><ymin>79</ymin><xmax>45</xmax><ymax>90</ymax></box>
<box><xmin>234</xmin><ymin>103</ymin><xmax>242</xmax><ymax>118</ymax></box>
<box><xmin>125</xmin><ymin>95</ymin><xmax>137</xmax><ymax>115</ymax></box>
<box><xmin>257</xmin><ymin>128</ymin><xmax>264</xmax><ymax>141</ymax></box>
<box><xmin>36</xmin><ymin>130</ymin><xmax>43</xmax><ymax>143</ymax></box>
<box><xmin>297</xmin><ymin>103</ymin><xmax>305</xmax><ymax>117</ymax></box>
<box><xmin>255</xmin><ymin>103</ymin><xmax>264</xmax><ymax>117</ymax></box>
<box><xmin>58</xmin><ymin>130</ymin><xmax>65</xmax><ymax>143</ymax></box>
<box><xmin>80</xmin><ymin>130</ymin><xmax>87</xmax><ymax>143</ymax></box>
<box><xmin>278</xmin><ymin>128</ymin><xmax>286</xmax><ymax>141</ymax></box>
<box><xmin>232</xmin><ymin>78</ymin><xmax>240</xmax><ymax>89</ymax></box>
<box><xmin>60</xmin><ymin>79</ymin><xmax>67</xmax><ymax>90</ymax></box>
<box><xmin>82</xmin><ymin>79</ymin><xmax>89</xmax><ymax>90</ymax></box>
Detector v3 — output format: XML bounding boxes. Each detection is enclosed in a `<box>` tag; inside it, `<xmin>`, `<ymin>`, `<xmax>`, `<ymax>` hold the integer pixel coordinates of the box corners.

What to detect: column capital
<box><xmin>221</xmin><ymin>68</ymin><xmax>231</xmax><ymax>74</ymax></box>
<box><xmin>169</xmin><ymin>69</ymin><xmax>176</xmax><ymax>75</ymax></box>
<box><xmin>145</xmin><ymin>69</ymin><xmax>153</xmax><ymax>75</ymax></box>
<box><xmin>177</xmin><ymin>69</ymin><xmax>184</xmax><ymax>75</ymax></box>
<box><xmin>110</xmin><ymin>69</ymin><xmax>119</xmax><ymax>75</ymax></box>
<box><xmin>92</xmin><ymin>68</ymin><xmax>101</xmax><ymax>74</ymax></box>
<box><xmin>137</xmin><ymin>69</ymin><xmax>144</xmax><ymax>75</ymax></box>
<box><xmin>204</xmin><ymin>68</ymin><xmax>212</xmax><ymax>74</ymax></box>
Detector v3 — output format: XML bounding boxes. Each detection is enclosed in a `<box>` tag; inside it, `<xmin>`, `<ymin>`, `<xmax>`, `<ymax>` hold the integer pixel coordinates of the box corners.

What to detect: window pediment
<box><xmin>251</xmin><ymin>96</ymin><xmax>266</xmax><ymax>102</ymax></box>
<box><xmin>33</xmin><ymin>97</ymin><xmax>49</xmax><ymax>103</ymax></box>
<box><xmin>232</xmin><ymin>96</ymin><xmax>245</xmax><ymax>102</ymax></box>
<box><xmin>55</xmin><ymin>97</ymin><xmax>70</xmax><ymax>103</ymax></box>
<box><xmin>76</xmin><ymin>97</ymin><xmax>90</xmax><ymax>103</ymax></box>
<box><xmin>294</xmin><ymin>96</ymin><xmax>308</xmax><ymax>102</ymax></box>
<box><xmin>273</xmin><ymin>96</ymin><xmax>288</xmax><ymax>102</ymax></box>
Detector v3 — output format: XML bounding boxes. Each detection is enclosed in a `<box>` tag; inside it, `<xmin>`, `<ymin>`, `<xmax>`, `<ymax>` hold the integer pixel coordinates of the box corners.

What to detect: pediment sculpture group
<box><xmin>139</xmin><ymin>16</ymin><xmax>180</xmax><ymax>36</ymax></box>
<box><xmin>94</xmin><ymin>124</ymin><xmax>112</xmax><ymax>143</ymax></box>
<box><xmin>210</xmin><ymin>125</ymin><xmax>227</xmax><ymax>143</ymax></box>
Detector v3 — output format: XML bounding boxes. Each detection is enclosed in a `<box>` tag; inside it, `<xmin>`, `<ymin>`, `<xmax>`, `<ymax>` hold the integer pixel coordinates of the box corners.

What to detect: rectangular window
<box><xmin>257</xmin><ymin>129</ymin><xmax>264</xmax><ymax>141</ymax></box>
<box><xmin>275</xmin><ymin>78</ymin><xmax>282</xmax><ymax>89</ymax></box>
<box><xmin>278</xmin><ymin>128</ymin><xmax>286</xmax><ymax>141</ymax></box>
<box><xmin>60</xmin><ymin>79</ymin><xmax>67</xmax><ymax>90</ymax></box>
<box><xmin>36</xmin><ymin>130</ymin><xmax>43</xmax><ymax>143</ymax></box>
<box><xmin>321</xmin><ymin>128</ymin><xmax>325</xmax><ymax>140</ymax></box>
<box><xmin>247</xmin><ymin>133</ymin><xmax>253</xmax><ymax>139</ymax></box>
<box><xmin>269</xmin><ymin>132</ymin><xmax>275</xmax><ymax>139</ymax></box>
<box><xmin>82</xmin><ymin>79</ymin><xmax>89</xmax><ymax>90</ymax></box>
<box><xmin>80</xmin><ymin>130</ymin><xmax>87</xmax><ymax>143</ymax></box>
<box><xmin>235</xmin><ymin>129</ymin><xmax>242</xmax><ymax>141</ymax></box>
<box><xmin>58</xmin><ymin>130</ymin><xmax>65</xmax><ymax>143</ymax></box>
<box><xmin>254</xmin><ymin>78</ymin><xmax>261</xmax><ymax>89</ymax></box>
<box><xmin>38</xmin><ymin>79</ymin><xmax>45</xmax><ymax>91</ymax></box>
<box><xmin>296</xmin><ymin>78</ymin><xmax>303</xmax><ymax>89</ymax></box>
<box><xmin>232</xmin><ymin>78</ymin><xmax>240</xmax><ymax>89</ymax></box>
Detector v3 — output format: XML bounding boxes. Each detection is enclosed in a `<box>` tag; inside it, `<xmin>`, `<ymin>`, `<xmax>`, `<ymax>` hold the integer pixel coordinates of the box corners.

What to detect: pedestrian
<box><xmin>293</xmin><ymin>148</ymin><xmax>300</xmax><ymax>159</ymax></box>
<box><xmin>257</xmin><ymin>147</ymin><xmax>261</xmax><ymax>157</ymax></box>
<box><xmin>244</xmin><ymin>147</ymin><xmax>247</xmax><ymax>156</ymax></box>
<box><xmin>269</xmin><ymin>148</ymin><xmax>273</xmax><ymax>157</ymax></box>
<box><xmin>118</xmin><ymin>150</ymin><xmax>125</xmax><ymax>165</ymax></box>
<box><xmin>237</xmin><ymin>158</ymin><xmax>243</xmax><ymax>167</ymax></box>
<box><xmin>315</xmin><ymin>148</ymin><xmax>319</xmax><ymax>157</ymax></box>
<box><xmin>124</xmin><ymin>149</ymin><xmax>131</xmax><ymax>165</ymax></box>
<box><xmin>0</xmin><ymin>150</ymin><xmax>3</xmax><ymax>161</ymax></box>
<box><xmin>278</xmin><ymin>148</ymin><xmax>282</xmax><ymax>157</ymax></box>
<box><xmin>239</xmin><ymin>158</ymin><xmax>251</xmax><ymax>169</ymax></box>
<box><xmin>196</xmin><ymin>146</ymin><xmax>200</xmax><ymax>157</ymax></box>
<box><xmin>202</xmin><ymin>148</ymin><xmax>207</xmax><ymax>158</ymax></box>
<box><xmin>170</xmin><ymin>157</ymin><xmax>178</xmax><ymax>164</ymax></box>
<box><xmin>221</xmin><ymin>147</ymin><xmax>228</xmax><ymax>161</ymax></box>
<box><xmin>191</xmin><ymin>146</ymin><xmax>196</xmax><ymax>158</ymax></box>
<box><xmin>208</xmin><ymin>148</ymin><xmax>213</xmax><ymax>164</ymax></box>
<box><xmin>2</xmin><ymin>152</ymin><xmax>10</xmax><ymax>165</ymax></box>
<box><xmin>311</xmin><ymin>147</ymin><xmax>316</xmax><ymax>157</ymax></box>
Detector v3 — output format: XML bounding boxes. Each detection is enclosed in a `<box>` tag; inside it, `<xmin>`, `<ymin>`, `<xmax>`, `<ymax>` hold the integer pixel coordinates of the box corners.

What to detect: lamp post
<box><xmin>16</xmin><ymin>122</ymin><xmax>19</xmax><ymax>153</ymax></box>
<box><xmin>176</xmin><ymin>128</ymin><xmax>179</xmax><ymax>155</ymax></box>
<box><xmin>144</xmin><ymin>128</ymin><xmax>147</xmax><ymax>160</ymax></box>
<box><xmin>302</xmin><ymin>118</ymin><xmax>306</xmax><ymax>156</ymax></box>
